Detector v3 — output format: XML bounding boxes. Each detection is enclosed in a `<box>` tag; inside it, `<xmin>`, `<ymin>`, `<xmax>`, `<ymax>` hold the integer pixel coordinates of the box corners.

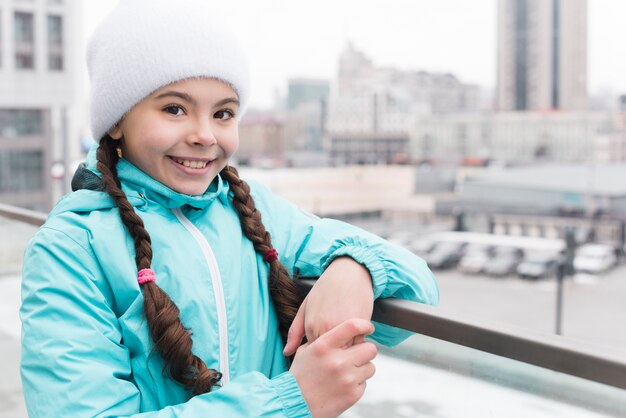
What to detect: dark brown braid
<box><xmin>96</xmin><ymin>135</ymin><xmax>221</xmax><ymax>394</ymax></box>
<box><xmin>220</xmin><ymin>165</ymin><xmax>304</xmax><ymax>342</ymax></box>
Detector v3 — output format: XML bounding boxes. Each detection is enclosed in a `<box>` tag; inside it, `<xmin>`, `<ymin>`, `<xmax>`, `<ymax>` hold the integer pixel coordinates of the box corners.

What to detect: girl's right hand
<box><xmin>289</xmin><ymin>318</ymin><xmax>377</xmax><ymax>418</ymax></box>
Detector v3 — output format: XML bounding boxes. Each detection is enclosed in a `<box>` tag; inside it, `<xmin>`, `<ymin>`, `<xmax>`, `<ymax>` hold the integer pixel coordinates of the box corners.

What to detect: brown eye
<box><xmin>214</xmin><ymin>109</ymin><xmax>235</xmax><ymax>120</ymax></box>
<box><xmin>163</xmin><ymin>105</ymin><xmax>185</xmax><ymax>116</ymax></box>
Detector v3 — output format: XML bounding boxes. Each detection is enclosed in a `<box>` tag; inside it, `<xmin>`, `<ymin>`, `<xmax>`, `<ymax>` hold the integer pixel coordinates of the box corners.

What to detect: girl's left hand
<box><xmin>283</xmin><ymin>256</ymin><xmax>374</xmax><ymax>356</ymax></box>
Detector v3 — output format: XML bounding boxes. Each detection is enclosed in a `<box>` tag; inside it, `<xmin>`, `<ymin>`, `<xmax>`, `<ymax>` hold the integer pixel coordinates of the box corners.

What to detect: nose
<box><xmin>188</xmin><ymin>116</ymin><xmax>217</xmax><ymax>146</ymax></box>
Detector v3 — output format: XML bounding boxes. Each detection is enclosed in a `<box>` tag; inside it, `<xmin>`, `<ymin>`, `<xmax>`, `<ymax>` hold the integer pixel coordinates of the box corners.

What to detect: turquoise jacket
<box><xmin>20</xmin><ymin>148</ymin><xmax>439</xmax><ymax>417</ymax></box>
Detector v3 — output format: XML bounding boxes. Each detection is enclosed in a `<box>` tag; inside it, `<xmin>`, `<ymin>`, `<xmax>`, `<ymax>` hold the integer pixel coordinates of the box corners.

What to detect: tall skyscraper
<box><xmin>497</xmin><ymin>0</ymin><xmax>587</xmax><ymax>111</ymax></box>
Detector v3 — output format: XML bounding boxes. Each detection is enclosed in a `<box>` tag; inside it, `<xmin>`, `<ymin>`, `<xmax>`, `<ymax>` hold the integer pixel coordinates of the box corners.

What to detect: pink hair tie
<box><xmin>263</xmin><ymin>248</ymin><xmax>278</xmax><ymax>263</ymax></box>
<box><xmin>138</xmin><ymin>268</ymin><xmax>156</xmax><ymax>285</ymax></box>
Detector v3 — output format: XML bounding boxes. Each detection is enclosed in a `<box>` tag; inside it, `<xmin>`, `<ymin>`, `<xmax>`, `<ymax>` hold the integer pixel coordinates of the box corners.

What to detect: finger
<box><xmin>294</xmin><ymin>341</ymin><xmax>310</xmax><ymax>355</ymax></box>
<box><xmin>318</xmin><ymin>318</ymin><xmax>375</xmax><ymax>349</ymax></box>
<box><xmin>283</xmin><ymin>303</ymin><xmax>306</xmax><ymax>356</ymax></box>
<box><xmin>347</xmin><ymin>341</ymin><xmax>378</xmax><ymax>367</ymax></box>
<box><xmin>355</xmin><ymin>362</ymin><xmax>376</xmax><ymax>383</ymax></box>
<box><xmin>354</xmin><ymin>380</ymin><xmax>367</xmax><ymax>404</ymax></box>
<box><xmin>351</xmin><ymin>334</ymin><xmax>365</xmax><ymax>347</ymax></box>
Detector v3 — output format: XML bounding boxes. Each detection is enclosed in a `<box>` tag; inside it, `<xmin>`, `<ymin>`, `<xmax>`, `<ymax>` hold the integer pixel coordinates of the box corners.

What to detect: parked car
<box><xmin>517</xmin><ymin>252</ymin><xmax>560</xmax><ymax>280</ymax></box>
<box><xmin>484</xmin><ymin>246</ymin><xmax>524</xmax><ymax>277</ymax></box>
<box><xmin>574</xmin><ymin>244</ymin><xmax>617</xmax><ymax>274</ymax></box>
<box><xmin>387</xmin><ymin>231</ymin><xmax>416</xmax><ymax>248</ymax></box>
<box><xmin>458</xmin><ymin>244</ymin><xmax>493</xmax><ymax>274</ymax></box>
<box><xmin>409</xmin><ymin>238</ymin><xmax>437</xmax><ymax>258</ymax></box>
<box><xmin>423</xmin><ymin>241</ymin><xmax>466</xmax><ymax>270</ymax></box>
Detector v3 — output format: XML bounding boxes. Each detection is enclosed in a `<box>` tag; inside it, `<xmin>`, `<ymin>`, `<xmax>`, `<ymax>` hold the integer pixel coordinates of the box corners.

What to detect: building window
<box><xmin>0</xmin><ymin>109</ymin><xmax>44</xmax><ymax>137</ymax></box>
<box><xmin>14</xmin><ymin>12</ymin><xmax>34</xmax><ymax>43</ymax></box>
<box><xmin>47</xmin><ymin>15</ymin><xmax>62</xmax><ymax>44</ymax></box>
<box><xmin>48</xmin><ymin>55</ymin><xmax>63</xmax><ymax>70</ymax></box>
<box><xmin>0</xmin><ymin>150</ymin><xmax>44</xmax><ymax>192</ymax></box>
<box><xmin>15</xmin><ymin>12</ymin><xmax>35</xmax><ymax>69</ymax></box>
<box><xmin>16</xmin><ymin>54</ymin><xmax>34</xmax><ymax>69</ymax></box>
<box><xmin>47</xmin><ymin>15</ymin><xmax>63</xmax><ymax>70</ymax></box>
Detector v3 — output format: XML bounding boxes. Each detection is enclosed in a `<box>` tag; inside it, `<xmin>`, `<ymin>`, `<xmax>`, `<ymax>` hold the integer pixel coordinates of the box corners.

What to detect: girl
<box><xmin>20</xmin><ymin>1</ymin><xmax>438</xmax><ymax>417</ymax></box>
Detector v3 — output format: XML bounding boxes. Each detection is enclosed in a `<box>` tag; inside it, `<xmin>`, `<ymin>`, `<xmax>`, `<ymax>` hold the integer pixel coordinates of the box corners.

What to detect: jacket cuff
<box><xmin>321</xmin><ymin>243</ymin><xmax>388</xmax><ymax>299</ymax></box>
<box><xmin>271</xmin><ymin>371</ymin><xmax>312</xmax><ymax>418</ymax></box>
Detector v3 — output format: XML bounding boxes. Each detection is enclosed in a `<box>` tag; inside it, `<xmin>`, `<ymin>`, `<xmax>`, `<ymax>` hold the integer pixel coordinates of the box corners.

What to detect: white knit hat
<box><xmin>87</xmin><ymin>0</ymin><xmax>250</xmax><ymax>141</ymax></box>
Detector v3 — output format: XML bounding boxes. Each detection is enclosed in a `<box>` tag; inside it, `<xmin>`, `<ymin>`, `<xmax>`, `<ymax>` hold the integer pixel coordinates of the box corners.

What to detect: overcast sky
<box><xmin>82</xmin><ymin>0</ymin><xmax>626</xmax><ymax>109</ymax></box>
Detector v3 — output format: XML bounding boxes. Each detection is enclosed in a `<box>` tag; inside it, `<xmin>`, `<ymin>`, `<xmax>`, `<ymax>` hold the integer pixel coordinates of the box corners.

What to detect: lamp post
<box><xmin>555</xmin><ymin>227</ymin><xmax>576</xmax><ymax>335</ymax></box>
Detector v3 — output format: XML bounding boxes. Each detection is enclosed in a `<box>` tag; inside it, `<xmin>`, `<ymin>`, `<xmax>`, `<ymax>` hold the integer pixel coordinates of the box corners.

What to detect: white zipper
<box><xmin>172</xmin><ymin>208</ymin><xmax>230</xmax><ymax>385</ymax></box>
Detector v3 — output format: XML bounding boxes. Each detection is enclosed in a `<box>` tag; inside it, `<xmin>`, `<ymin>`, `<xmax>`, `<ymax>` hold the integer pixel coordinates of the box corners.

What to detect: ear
<box><xmin>108</xmin><ymin>124</ymin><xmax>123</xmax><ymax>140</ymax></box>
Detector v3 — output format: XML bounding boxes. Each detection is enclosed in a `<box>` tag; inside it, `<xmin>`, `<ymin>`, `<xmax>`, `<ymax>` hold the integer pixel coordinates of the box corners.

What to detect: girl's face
<box><xmin>108</xmin><ymin>78</ymin><xmax>240</xmax><ymax>196</ymax></box>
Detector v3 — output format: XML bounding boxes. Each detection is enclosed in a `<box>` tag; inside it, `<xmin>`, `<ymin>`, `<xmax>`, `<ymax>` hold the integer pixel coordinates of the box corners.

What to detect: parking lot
<box><xmin>432</xmin><ymin>266</ymin><xmax>626</xmax><ymax>356</ymax></box>
<box><xmin>403</xmin><ymin>230</ymin><xmax>616</xmax><ymax>275</ymax></box>
<box><xmin>391</xmin><ymin>230</ymin><xmax>624</xmax><ymax>351</ymax></box>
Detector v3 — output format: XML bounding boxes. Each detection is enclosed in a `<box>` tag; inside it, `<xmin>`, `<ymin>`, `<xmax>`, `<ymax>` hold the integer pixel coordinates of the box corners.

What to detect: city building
<box><xmin>326</xmin><ymin>90</ymin><xmax>414</xmax><ymax>164</ymax></box>
<box><xmin>410</xmin><ymin>111</ymin><xmax>626</xmax><ymax>164</ymax></box>
<box><xmin>284</xmin><ymin>78</ymin><xmax>329</xmax><ymax>154</ymax></box>
<box><xmin>453</xmin><ymin>163</ymin><xmax>626</xmax><ymax>244</ymax></box>
<box><xmin>237</xmin><ymin>112</ymin><xmax>287</xmax><ymax>167</ymax></box>
<box><xmin>497</xmin><ymin>0</ymin><xmax>587</xmax><ymax>111</ymax></box>
<box><xmin>327</xmin><ymin>43</ymin><xmax>479</xmax><ymax>165</ymax></box>
<box><xmin>459</xmin><ymin>163</ymin><xmax>626</xmax><ymax>216</ymax></box>
<box><xmin>335</xmin><ymin>43</ymin><xmax>480</xmax><ymax>118</ymax></box>
<box><xmin>0</xmin><ymin>0</ymin><xmax>82</xmax><ymax>210</ymax></box>
<box><xmin>287</xmin><ymin>78</ymin><xmax>329</xmax><ymax>111</ymax></box>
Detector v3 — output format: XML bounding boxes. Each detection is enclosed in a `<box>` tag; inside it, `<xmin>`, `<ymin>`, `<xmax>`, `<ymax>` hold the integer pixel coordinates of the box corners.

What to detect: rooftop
<box><xmin>465</xmin><ymin>163</ymin><xmax>626</xmax><ymax>196</ymax></box>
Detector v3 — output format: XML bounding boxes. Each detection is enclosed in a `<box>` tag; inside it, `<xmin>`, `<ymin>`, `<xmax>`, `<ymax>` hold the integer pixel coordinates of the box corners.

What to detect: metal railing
<box><xmin>298</xmin><ymin>280</ymin><xmax>626</xmax><ymax>392</ymax></box>
<box><xmin>2</xmin><ymin>203</ymin><xmax>625</xmax><ymax>392</ymax></box>
<box><xmin>0</xmin><ymin>203</ymin><xmax>47</xmax><ymax>226</ymax></box>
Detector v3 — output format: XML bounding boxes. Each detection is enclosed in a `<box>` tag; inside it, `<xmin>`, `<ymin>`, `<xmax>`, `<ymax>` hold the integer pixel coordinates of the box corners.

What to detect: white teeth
<box><xmin>174</xmin><ymin>158</ymin><xmax>208</xmax><ymax>169</ymax></box>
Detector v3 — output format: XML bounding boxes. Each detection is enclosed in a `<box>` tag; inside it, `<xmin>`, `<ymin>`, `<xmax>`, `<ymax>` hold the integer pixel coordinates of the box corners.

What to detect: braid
<box><xmin>97</xmin><ymin>135</ymin><xmax>221</xmax><ymax>394</ymax></box>
<box><xmin>220</xmin><ymin>165</ymin><xmax>303</xmax><ymax>342</ymax></box>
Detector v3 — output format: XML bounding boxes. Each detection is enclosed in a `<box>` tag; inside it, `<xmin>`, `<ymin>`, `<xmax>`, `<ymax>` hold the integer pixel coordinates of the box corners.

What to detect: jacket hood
<box><xmin>51</xmin><ymin>143</ymin><xmax>230</xmax><ymax>217</ymax></box>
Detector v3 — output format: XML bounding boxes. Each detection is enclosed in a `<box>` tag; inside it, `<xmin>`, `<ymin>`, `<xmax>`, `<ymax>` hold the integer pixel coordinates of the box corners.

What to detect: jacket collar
<box><xmin>82</xmin><ymin>143</ymin><xmax>230</xmax><ymax>210</ymax></box>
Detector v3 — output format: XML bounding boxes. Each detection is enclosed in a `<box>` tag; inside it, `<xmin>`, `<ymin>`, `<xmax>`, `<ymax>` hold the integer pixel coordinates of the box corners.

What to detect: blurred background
<box><xmin>2</xmin><ymin>0</ymin><xmax>626</xmax><ymax>416</ymax></box>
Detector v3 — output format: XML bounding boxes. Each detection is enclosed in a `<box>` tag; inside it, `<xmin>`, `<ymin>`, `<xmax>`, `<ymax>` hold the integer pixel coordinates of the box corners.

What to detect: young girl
<box><xmin>20</xmin><ymin>1</ymin><xmax>438</xmax><ymax>417</ymax></box>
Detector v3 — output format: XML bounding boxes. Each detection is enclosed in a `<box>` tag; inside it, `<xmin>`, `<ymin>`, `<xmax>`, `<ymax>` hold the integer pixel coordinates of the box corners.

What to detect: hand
<box><xmin>283</xmin><ymin>257</ymin><xmax>374</xmax><ymax>356</ymax></box>
<box><xmin>290</xmin><ymin>319</ymin><xmax>377</xmax><ymax>418</ymax></box>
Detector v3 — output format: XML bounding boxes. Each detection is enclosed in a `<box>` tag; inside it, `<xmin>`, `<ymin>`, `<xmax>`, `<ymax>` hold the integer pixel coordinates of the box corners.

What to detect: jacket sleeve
<box><xmin>247</xmin><ymin>180</ymin><xmax>440</xmax><ymax>346</ymax></box>
<box><xmin>20</xmin><ymin>226</ymin><xmax>311</xmax><ymax>418</ymax></box>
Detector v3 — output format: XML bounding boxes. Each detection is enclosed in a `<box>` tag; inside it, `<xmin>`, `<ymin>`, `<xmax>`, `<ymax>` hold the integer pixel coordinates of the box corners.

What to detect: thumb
<box><xmin>283</xmin><ymin>302</ymin><xmax>305</xmax><ymax>356</ymax></box>
<box><xmin>319</xmin><ymin>319</ymin><xmax>374</xmax><ymax>349</ymax></box>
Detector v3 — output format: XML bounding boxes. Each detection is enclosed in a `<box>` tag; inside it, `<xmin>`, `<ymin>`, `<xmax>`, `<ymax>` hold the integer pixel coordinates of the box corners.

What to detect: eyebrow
<box><xmin>214</xmin><ymin>97</ymin><xmax>241</xmax><ymax>108</ymax></box>
<box><xmin>154</xmin><ymin>91</ymin><xmax>240</xmax><ymax>108</ymax></box>
<box><xmin>154</xmin><ymin>91</ymin><xmax>197</xmax><ymax>105</ymax></box>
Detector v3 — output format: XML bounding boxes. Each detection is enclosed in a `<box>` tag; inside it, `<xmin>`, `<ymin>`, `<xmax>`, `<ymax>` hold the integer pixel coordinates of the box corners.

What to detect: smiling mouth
<box><xmin>170</xmin><ymin>157</ymin><xmax>211</xmax><ymax>169</ymax></box>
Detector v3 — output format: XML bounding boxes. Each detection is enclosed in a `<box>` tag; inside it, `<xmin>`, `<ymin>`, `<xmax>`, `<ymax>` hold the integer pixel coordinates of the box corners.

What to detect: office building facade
<box><xmin>497</xmin><ymin>0</ymin><xmax>587</xmax><ymax>111</ymax></box>
<box><xmin>410</xmin><ymin>111</ymin><xmax>626</xmax><ymax>164</ymax></box>
<box><xmin>0</xmin><ymin>0</ymin><xmax>81</xmax><ymax>210</ymax></box>
<box><xmin>285</xmin><ymin>78</ymin><xmax>329</xmax><ymax>152</ymax></box>
<box><xmin>328</xmin><ymin>43</ymin><xmax>479</xmax><ymax>165</ymax></box>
